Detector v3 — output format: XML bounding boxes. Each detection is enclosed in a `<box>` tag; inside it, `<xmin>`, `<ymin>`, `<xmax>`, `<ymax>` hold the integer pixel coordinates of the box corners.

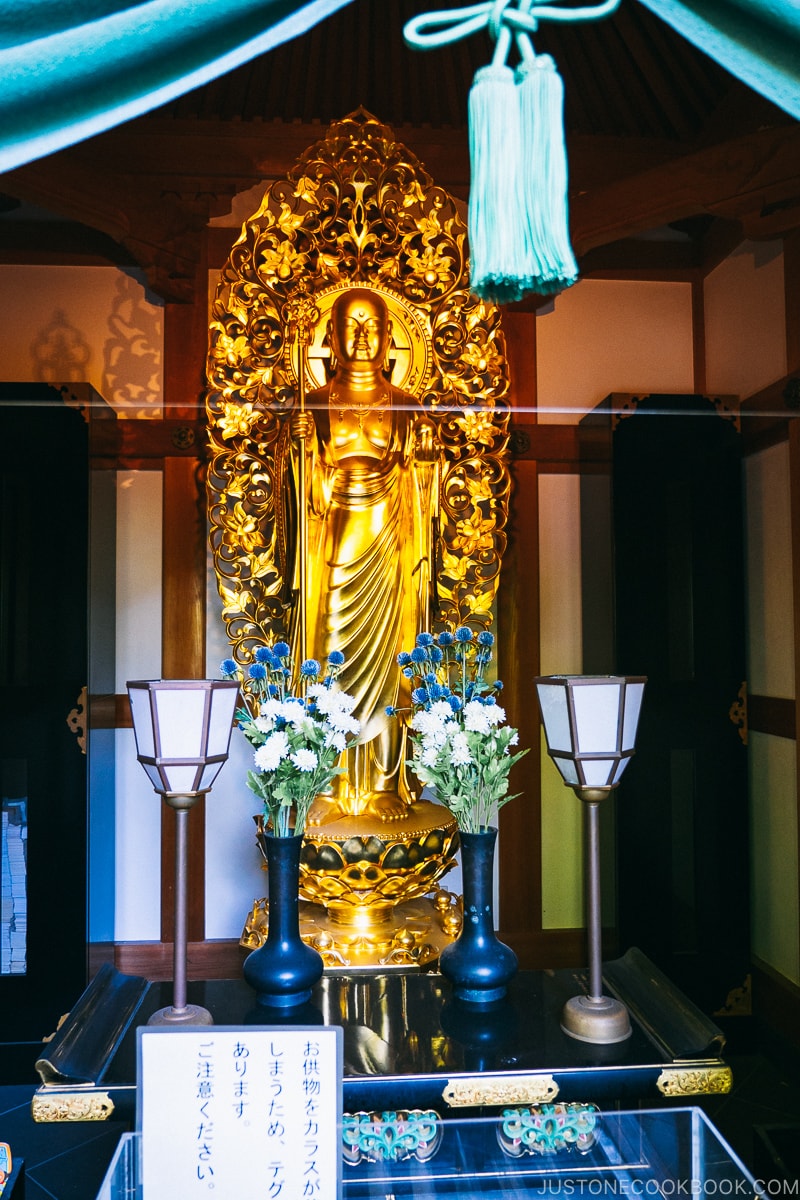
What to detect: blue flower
<box><xmin>220</xmin><ymin>658</ymin><xmax>238</xmax><ymax>677</ymax></box>
<box><xmin>273</xmin><ymin>641</ymin><xmax>291</xmax><ymax>658</ymax></box>
<box><xmin>415</xmin><ymin>632</ymin><xmax>434</xmax><ymax>646</ymax></box>
<box><xmin>437</xmin><ymin>631</ymin><xmax>454</xmax><ymax>647</ymax></box>
<box><xmin>454</xmin><ymin>626</ymin><xmax>473</xmax><ymax>643</ymax></box>
<box><xmin>410</xmin><ymin>646</ymin><xmax>427</xmax><ymax>663</ymax></box>
<box><xmin>411</xmin><ymin>687</ymin><xmax>429</xmax><ymax>705</ymax></box>
<box><xmin>429</xmin><ymin>683</ymin><xmax>446</xmax><ymax>700</ymax></box>
<box><xmin>397</xmin><ymin>651</ymin><xmax>411</xmax><ymax>666</ymax></box>
<box><xmin>254</xmin><ymin>646</ymin><xmax>273</xmax><ymax>663</ymax></box>
<box><xmin>327</xmin><ymin>650</ymin><xmax>345</xmax><ymax>666</ymax></box>
<box><xmin>429</xmin><ymin>646</ymin><xmax>443</xmax><ymax>663</ymax></box>
<box><xmin>494</xmin><ymin>680</ymin><xmax>504</xmax><ymax>691</ymax></box>
<box><xmin>424</xmin><ymin>672</ymin><xmax>437</xmax><ymax>685</ymax></box>
<box><xmin>477</xmin><ymin>631</ymin><xmax>495</xmax><ymax>647</ymax></box>
<box><xmin>268</xmin><ymin>684</ymin><xmax>280</xmax><ymax>697</ymax></box>
<box><xmin>448</xmin><ymin>694</ymin><xmax>463</xmax><ymax>711</ymax></box>
<box><xmin>248</xmin><ymin>663</ymin><xmax>267</xmax><ymax>680</ymax></box>
<box><xmin>403</xmin><ymin>666</ymin><xmax>414</xmax><ymax>677</ymax></box>
<box><xmin>300</xmin><ymin>658</ymin><xmax>321</xmax><ymax>677</ymax></box>
<box><xmin>385</xmin><ymin>705</ymin><xmax>396</xmax><ymax>716</ymax></box>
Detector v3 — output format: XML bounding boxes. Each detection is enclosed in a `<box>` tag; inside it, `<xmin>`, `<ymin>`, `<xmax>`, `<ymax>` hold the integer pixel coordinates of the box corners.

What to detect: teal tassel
<box><xmin>468</xmin><ymin>59</ymin><xmax>537</xmax><ymax>304</ymax></box>
<box><xmin>516</xmin><ymin>53</ymin><xmax>578</xmax><ymax>295</ymax></box>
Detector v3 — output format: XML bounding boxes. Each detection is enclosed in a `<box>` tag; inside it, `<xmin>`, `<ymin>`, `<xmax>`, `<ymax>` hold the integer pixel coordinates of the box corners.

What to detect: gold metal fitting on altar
<box><xmin>32</xmin><ymin>1089</ymin><xmax>115</xmax><ymax>1122</ymax></box>
<box><xmin>442</xmin><ymin>1075</ymin><xmax>559</xmax><ymax>1108</ymax></box>
<box><xmin>656</xmin><ymin>1064</ymin><xmax>733</xmax><ymax>1096</ymax></box>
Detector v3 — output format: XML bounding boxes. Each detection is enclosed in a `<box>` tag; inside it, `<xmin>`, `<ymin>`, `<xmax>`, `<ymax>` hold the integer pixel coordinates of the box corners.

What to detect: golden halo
<box><xmin>283</xmin><ymin>282</ymin><xmax>435</xmax><ymax>399</ymax></box>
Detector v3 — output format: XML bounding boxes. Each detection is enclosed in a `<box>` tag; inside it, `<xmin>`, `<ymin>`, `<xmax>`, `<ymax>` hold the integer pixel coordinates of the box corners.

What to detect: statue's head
<box><xmin>329</xmin><ymin>288</ymin><xmax>392</xmax><ymax>371</ymax></box>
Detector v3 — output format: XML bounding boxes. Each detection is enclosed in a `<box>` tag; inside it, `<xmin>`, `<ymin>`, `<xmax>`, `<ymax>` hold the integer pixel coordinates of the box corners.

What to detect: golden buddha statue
<box><xmin>206</xmin><ymin>110</ymin><xmax>512</xmax><ymax>965</ymax></box>
<box><xmin>290</xmin><ymin>287</ymin><xmax>438</xmax><ymax>827</ymax></box>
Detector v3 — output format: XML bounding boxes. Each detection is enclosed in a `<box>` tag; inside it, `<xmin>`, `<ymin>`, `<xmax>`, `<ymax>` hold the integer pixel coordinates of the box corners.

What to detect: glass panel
<box><xmin>207</xmin><ymin>684</ymin><xmax>238</xmax><ymax>757</ymax></box>
<box><xmin>128</xmin><ymin>687</ymin><xmax>156</xmax><ymax>757</ymax></box>
<box><xmin>573</xmin><ymin>682</ymin><xmax>621</xmax><ymax>753</ymax></box>
<box><xmin>161</xmin><ymin>765</ymin><xmax>202</xmax><ymax>794</ymax></box>
<box><xmin>153</xmin><ymin>687</ymin><xmax>207</xmax><ymax>758</ymax></box>
<box><xmin>580</xmin><ymin>758</ymin><xmax>617</xmax><ymax>787</ymax></box>
<box><xmin>1</xmin><ymin>759</ymin><xmax>27</xmax><ymax>976</ymax></box>
<box><xmin>536</xmin><ymin>682</ymin><xmax>572</xmax><ymax>751</ymax></box>
<box><xmin>552</xmin><ymin>755</ymin><xmax>579</xmax><ymax>785</ymax></box>
<box><xmin>622</xmin><ymin>682</ymin><xmax>645</xmax><ymax>751</ymax></box>
<box><xmin>612</xmin><ymin>757</ymin><xmax>632</xmax><ymax>785</ymax></box>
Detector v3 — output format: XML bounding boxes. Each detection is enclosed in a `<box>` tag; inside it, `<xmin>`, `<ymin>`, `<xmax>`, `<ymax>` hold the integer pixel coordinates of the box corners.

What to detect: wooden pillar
<box><xmin>160</xmin><ymin>289</ymin><xmax>209</xmax><ymax>947</ymax></box>
<box><xmin>691</xmin><ymin>274</ymin><xmax>707</xmax><ymax>395</ymax></box>
<box><xmin>786</xmin><ymin>231</ymin><xmax>800</xmax><ymax>973</ymax></box>
<box><xmin>498</xmin><ymin>312</ymin><xmax>543</xmax><ymax>964</ymax></box>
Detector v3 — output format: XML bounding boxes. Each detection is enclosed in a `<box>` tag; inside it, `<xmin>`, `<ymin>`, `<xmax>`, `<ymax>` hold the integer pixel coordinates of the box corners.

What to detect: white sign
<box><xmin>137</xmin><ymin>1025</ymin><xmax>342</xmax><ymax>1200</ymax></box>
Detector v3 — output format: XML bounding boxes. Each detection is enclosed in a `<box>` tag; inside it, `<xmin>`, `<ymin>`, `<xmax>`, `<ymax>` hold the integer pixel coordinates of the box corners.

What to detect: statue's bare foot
<box><xmin>307</xmin><ymin>796</ymin><xmax>349</xmax><ymax>826</ymax></box>
<box><xmin>360</xmin><ymin>792</ymin><xmax>409</xmax><ymax>822</ymax></box>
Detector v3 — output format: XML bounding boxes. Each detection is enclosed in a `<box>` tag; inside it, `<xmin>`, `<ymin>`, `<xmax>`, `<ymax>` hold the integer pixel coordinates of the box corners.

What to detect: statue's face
<box><xmin>330</xmin><ymin>291</ymin><xmax>391</xmax><ymax>367</ymax></box>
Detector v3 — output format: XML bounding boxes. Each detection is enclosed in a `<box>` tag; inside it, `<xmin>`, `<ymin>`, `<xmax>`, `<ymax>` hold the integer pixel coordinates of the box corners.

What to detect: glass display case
<box><xmin>97</xmin><ymin>1107</ymin><xmax>758</xmax><ymax>1199</ymax></box>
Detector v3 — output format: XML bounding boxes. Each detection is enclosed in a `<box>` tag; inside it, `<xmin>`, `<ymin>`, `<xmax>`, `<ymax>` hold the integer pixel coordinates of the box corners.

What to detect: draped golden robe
<box><xmin>292</xmin><ymin>385</ymin><xmax>437</xmax><ymax>822</ymax></box>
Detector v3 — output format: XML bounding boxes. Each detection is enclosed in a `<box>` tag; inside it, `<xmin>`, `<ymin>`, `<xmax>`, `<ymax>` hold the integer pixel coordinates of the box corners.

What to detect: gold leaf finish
<box><xmin>443</xmin><ymin>1075</ymin><xmax>559</xmax><ymax>1108</ymax></box>
<box><xmin>32</xmin><ymin>1090</ymin><xmax>115</xmax><ymax>1122</ymax></box>
<box><xmin>207</xmin><ymin>108</ymin><xmax>510</xmax><ymax>666</ymax></box>
<box><xmin>656</xmin><ymin>1065</ymin><xmax>733</xmax><ymax>1096</ymax></box>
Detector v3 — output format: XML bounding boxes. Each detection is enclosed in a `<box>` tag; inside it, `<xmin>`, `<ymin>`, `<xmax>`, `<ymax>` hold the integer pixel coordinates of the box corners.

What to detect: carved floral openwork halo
<box><xmin>206</xmin><ymin>109</ymin><xmax>512</xmax><ymax>663</ymax></box>
<box><xmin>286</xmin><ymin>281</ymin><xmax>434</xmax><ymax>398</ymax></box>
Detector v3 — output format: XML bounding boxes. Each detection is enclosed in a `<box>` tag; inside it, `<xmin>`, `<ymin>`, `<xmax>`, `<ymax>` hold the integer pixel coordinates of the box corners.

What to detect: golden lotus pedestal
<box><xmin>240</xmin><ymin>801</ymin><xmax>462</xmax><ymax>971</ymax></box>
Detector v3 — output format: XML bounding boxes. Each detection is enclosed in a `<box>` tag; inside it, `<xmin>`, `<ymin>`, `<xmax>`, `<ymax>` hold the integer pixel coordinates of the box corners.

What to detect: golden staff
<box><xmin>283</xmin><ymin>294</ymin><xmax>320</xmax><ymax>667</ymax></box>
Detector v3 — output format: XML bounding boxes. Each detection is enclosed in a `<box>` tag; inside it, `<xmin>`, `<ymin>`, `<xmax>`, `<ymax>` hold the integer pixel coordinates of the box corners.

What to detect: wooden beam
<box><xmin>572</xmin><ymin>126</ymin><xmax>800</xmax><ymax>256</ymax></box>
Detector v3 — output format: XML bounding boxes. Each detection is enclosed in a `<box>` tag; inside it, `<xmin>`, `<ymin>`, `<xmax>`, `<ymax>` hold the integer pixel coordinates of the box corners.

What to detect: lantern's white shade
<box><xmin>534</xmin><ymin>675</ymin><xmax>646</xmax><ymax>789</ymax></box>
<box><xmin>127</xmin><ymin>679</ymin><xmax>239</xmax><ymax>796</ymax></box>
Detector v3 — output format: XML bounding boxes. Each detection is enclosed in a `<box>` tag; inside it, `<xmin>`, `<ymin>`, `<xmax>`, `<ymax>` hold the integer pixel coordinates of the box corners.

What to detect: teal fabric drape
<box><xmin>636</xmin><ymin>0</ymin><xmax>800</xmax><ymax>119</ymax></box>
<box><xmin>0</xmin><ymin>0</ymin><xmax>352</xmax><ymax>173</ymax></box>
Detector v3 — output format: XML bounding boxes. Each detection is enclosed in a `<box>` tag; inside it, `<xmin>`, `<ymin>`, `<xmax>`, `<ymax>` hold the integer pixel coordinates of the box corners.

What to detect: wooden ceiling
<box><xmin>0</xmin><ymin>0</ymin><xmax>798</xmax><ymax>303</ymax></box>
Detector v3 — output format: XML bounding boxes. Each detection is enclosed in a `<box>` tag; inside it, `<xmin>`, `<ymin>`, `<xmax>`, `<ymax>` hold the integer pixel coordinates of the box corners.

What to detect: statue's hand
<box><xmin>413</xmin><ymin>416</ymin><xmax>438</xmax><ymax>463</ymax></box>
<box><xmin>291</xmin><ymin>411</ymin><xmax>316</xmax><ymax>442</ymax></box>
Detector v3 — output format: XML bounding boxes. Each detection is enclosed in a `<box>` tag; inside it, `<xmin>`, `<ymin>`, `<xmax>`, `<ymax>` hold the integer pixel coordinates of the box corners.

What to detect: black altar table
<box><xmin>31</xmin><ymin>947</ymin><xmax>731</xmax><ymax>1124</ymax></box>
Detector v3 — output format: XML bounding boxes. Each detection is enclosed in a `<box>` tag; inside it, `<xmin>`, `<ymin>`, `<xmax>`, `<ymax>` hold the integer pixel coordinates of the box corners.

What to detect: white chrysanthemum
<box><xmin>280</xmin><ymin>698</ymin><xmax>306</xmax><ymax>724</ymax></box>
<box><xmin>325</xmin><ymin>729</ymin><xmax>348</xmax><ymax>753</ymax></box>
<box><xmin>294</xmin><ymin>715</ymin><xmax>318</xmax><ymax>738</ymax></box>
<box><xmin>412</xmin><ymin>708</ymin><xmax>448</xmax><ymax>737</ymax></box>
<box><xmin>508</xmin><ymin>730</ymin><xmax>519</xmax><ymax>746</ymax></box>
<box><xmin>310</xmin><ymin>684</ymin><xmax>357</xmax><ymax>717</ymax></box>
<box><xmin>420</xmin><ymin>742</ymin><xmax>441</xmax><ymax>768</ymax></box>
<box><xmin>450</xmin><ymin>731</ymin><xmax>473</xmax><ymax>767</ymax></box>
<box><xmin>463</xmin><ymin>701</ymin><xmax>491</xmax><ymax>735</ymax></box>
<box><xmin>257</xmin><ymin>698</ymin><xmax>283</xmax><ymax>727</ymax></box>
<box><xmin>254</xmin><ymin>730</ymin><xmax>289</xmax><ymax>771</ymax></box>
<box><xmin>326</xmin><ymin>709</ymin><xmax>360</xmax><ymax>736</ymax></box>
<box><xmin>291</xmin><ymin>748</ymin><xmax>317</xmax><ymax>772</ymax></box>
<box><xmin>483</xmin><ymin>701</ymin><xmax>506</xmax><ymax>727</ymax></box>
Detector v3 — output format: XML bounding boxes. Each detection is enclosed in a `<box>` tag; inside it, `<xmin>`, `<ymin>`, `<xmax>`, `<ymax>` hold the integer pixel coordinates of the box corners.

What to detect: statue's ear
<box><xmin>326</xmin><ymin>318</ymin><xmax>337</xmax><ymax>373</ymax></box>
<box><xmin>383</xmin><ymin>319</ymin><xmax>394</xmax><ymax>375</ymax></box>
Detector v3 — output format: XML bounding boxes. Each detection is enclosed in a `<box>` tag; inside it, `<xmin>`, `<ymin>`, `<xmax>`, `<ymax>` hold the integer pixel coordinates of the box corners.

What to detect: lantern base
<box><xmin>147</xmin><ymin>1003</ymin><xmax>213</xmax><ymax>1027</ymax></box>
<box><xmin>560</xmin><ymin>994</ymin><xmax>632</xmax><ymax>1044</ymax></box>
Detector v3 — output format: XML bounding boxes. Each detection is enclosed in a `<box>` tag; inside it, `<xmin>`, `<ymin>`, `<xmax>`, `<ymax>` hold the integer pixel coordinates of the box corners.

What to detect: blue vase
<box><xmin>243</xmin><ymin>833</ymin><xmax>323</xmax><ymax>1008</ymax></box>
<box><xmin>439</xmin><ymin>827</ymin><xmax>518</xmax><ymax>1005</ymax></box>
